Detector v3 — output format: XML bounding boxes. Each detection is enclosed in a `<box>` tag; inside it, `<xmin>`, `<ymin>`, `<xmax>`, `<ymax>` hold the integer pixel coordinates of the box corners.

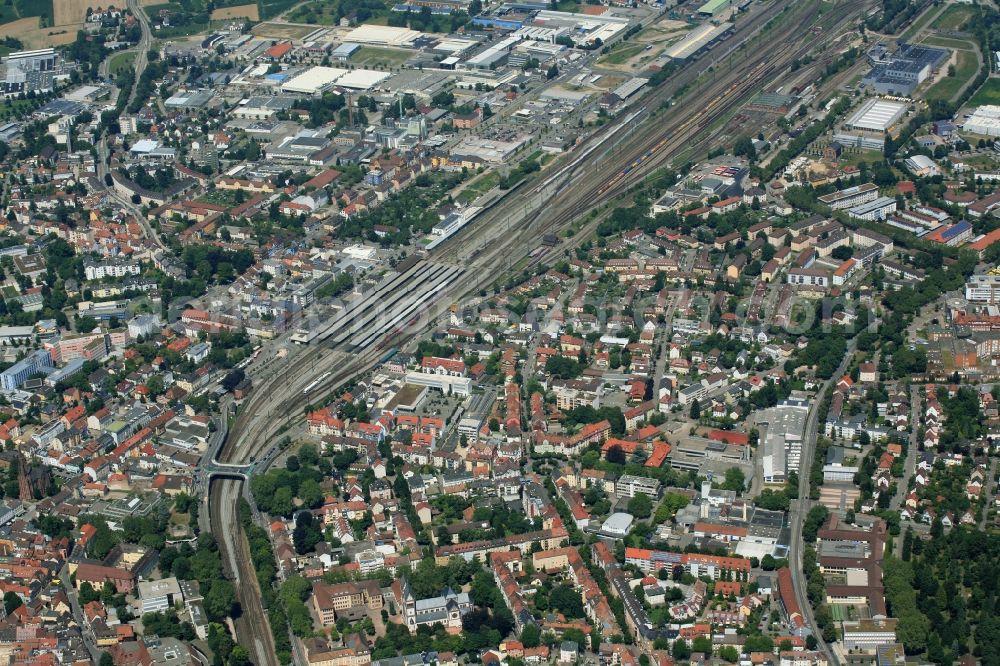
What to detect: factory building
<box><xmin>963</xmin><ymin>105</ymin><xmax>1000</xmax><ymax>137</ymax></box>
<box><xmin>1</xmin><ymin>48</ymin><xmax>64</xmax><ymax>97</ymax></box>
<box><xmin>834</xmin><ymin>97</ymin><xmax>908</xmax><ymax>150</ymax></box>
<box><xmin>862</xmin><ymin>42</ymin><xmax>949</xmax><ymax>96</ymax></box>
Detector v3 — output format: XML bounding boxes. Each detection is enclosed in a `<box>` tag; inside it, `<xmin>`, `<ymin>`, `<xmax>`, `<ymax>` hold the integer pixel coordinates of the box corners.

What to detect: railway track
<box><xmin>210</xmin><ymin>478</ymin><xmax>280</xmax><ymax>666</ymax></box>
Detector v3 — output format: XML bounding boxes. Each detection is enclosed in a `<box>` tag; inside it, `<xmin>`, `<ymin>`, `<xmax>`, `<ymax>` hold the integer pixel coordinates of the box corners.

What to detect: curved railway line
<box><xmin>209</xmin><ymin>0</ymin><xmax>873</xmax><ymax>661</ymax></box>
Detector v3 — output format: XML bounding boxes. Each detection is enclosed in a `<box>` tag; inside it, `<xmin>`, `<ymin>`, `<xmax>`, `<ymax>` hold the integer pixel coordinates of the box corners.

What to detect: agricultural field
<box><xmin>53</xmin><ymin>0</ymin><xmax>90</xmax><ymax>25</ymax></box>
<box><xmin>0</xmin><ymin>0</ymin><xmax>52</xmax><ymax>26</ymax></box>
<box><xmin>286</xmin><ymin>0</ymin><xmax>391</xmax><ymax>26</ymax></box>
<box><xmin>0</xmin><ymin>15</ymin><xmax>76</xmax><ymax>49</ymax></box>
<box><xmin>0</xmin><ymin>0</ymin><xmax>88</xmax><ymax>49</ymax></box>
<box><xmin>210</xmin><ymin>2</ymin><xmax>258</xmax><ymax>20</ymax></box>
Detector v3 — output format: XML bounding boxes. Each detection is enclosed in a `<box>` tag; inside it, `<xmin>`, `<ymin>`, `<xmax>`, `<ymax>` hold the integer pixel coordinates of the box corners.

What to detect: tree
<box><xmin>721</xmin><ymin>467</ymin><xmax>745</xmax><ymax>492</ymax></box>
<box><xmin>203</xmin><ymin>580</ymin><xmax>236</xmax><ymax>621</ymax></box>
<box><xmin>99</xmin><ymin>653</ymin><xmax>114</xmax><ymax>666</ymax></box>
<box><xmin>606</xmin><ymin>444</ymin><xmax>626</xmax><ymax>465</ymax></box>
<box><xmin>689</xmin><ymin>398</ymin><xmax>701</xmax><ymax>419</ymax></box>
<box><xmin>673</xmin><ymin>638</ymin><xmax>690</xmax><ymax>659</ymax></box>
<box><xmin>549</xmin><ymin>584</ymin><xmax>585</xmax><ymax>619</ymax></box>
<box><xmin>802</xmin><ymin>505</ymin><xmax>829</xmax><ymax>543</ymax></box>
<box><xmin>221</xmin><ymin>368</ymin><xmax>245</xmax><ymax>392</ymax></box>
<box><xmin>521</xmin><ymin>623</ymin><xmax>541</xmax><ymax>648</ymax></box>
<box><xmin>719</xmin><ymin>646</ymin><xmax>739</xmax><ymax>663</ymax></box>
<box><xmin>3</xmin><ymin>591</ymin><xmax>22</xmax><ymax>615</ymax></box>
<box><xmin>547</xmin><ymin>64</ymin><xmax>559</xmax><ymax>79</ymax></box>
<box><xmin>733</xmin><ymin>135</ymin><xmax>756</xmax><ymax>161</ymax></box>
<box><xmin>627</xmin><ymin>493</ymin><xmax>652</xmax><ymax>519</ymax></box>
<box><xmin>229</xmin><ymin>646</ymin><xmax>252</xmax><ymax>666</ymax></box>
<box><xmin>692</xmin><ymin>636</ymin><xmax>713</xmax><ymax>654</ymax></box>
<box><xmin>745</xmin><ymin>635</ymin><xmax>774</xmax><ymax>652</ymax></box>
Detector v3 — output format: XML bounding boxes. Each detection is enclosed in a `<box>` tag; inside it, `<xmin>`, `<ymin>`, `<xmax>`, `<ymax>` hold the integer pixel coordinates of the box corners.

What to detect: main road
<box><xmin>210</xmin><ymin>0</ymin><xmax>875</xmax><ymax>661</ymax></box>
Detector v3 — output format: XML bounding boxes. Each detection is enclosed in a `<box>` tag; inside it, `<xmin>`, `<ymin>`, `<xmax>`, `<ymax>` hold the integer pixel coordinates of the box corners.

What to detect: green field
<box><xmin>923</xmin><ymin>47</ymin><xmax>980</xmax><ymax>102</ymax></box>
<box><xmin>0</xmin><ymin>97</ymin><xmax>42</xmax><ymax>120</ymax></box>
<box><xmin>923</xmin><ymin>35</ymin><xmax>978</xmax><ymax>50</ymax></box>
<box><xmin>197</xmin><ymin>188</ymin><xmax>245</xmax><ymax>207</ymax></box>
<box><xmin>835</xmin><ymin>149</ymin><xmax>885</xmax><ymax>169</ymax></box>
<box><xmin>457</xmin><ymin>171</ymin><xmax>500</xmax><ymax>204</ymax></box>
<box><xmin>108</xmin><ymin>50</ymin><xmax>136</xmax><ymax>76</ymax></box>
<box><xmin>258</xmin><ymin>0</ymin><xmax>299</xmax><ymax>20</ymax></box>
<box><xmin>0</xmin><ymin>0</ymin><xmax>52</xmax><ymax>25</ymax></box>
<box><xmin>932</xmin><ymin>4</ymin><xmax>974</xmax><ymax>31</ymax></box>
<box><xmin>599</xmin><ymin>43</ymin><xmax>645</xmax><ymax>66</ymax></box>
<box><xmin>968</xmin><ymin>78</ymin><xmax>1000</xmax><ymax>107</ymax></box>
<box><xmin>354</xmin><ymin>46</ymin><xmax>412</xmax><ymax>68</ymax></box>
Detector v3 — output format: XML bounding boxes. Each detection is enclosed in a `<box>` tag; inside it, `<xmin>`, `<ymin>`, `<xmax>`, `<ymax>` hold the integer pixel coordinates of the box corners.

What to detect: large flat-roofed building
<box><xmin>0</xmin><ymin>349</ymin><xmax>54</xmax><ymax>391</ymax></box>
<box><xmin>698</xmin><ymin>0</ymin><xmax>732</xmax><ymax>16</ymax></box>
<box><xmin>138</xmin><ymin>577</ymin><xmax>183</xmax><ymax>614</ymax></box>
<box><xmin>963</xmin><ymin>105</ymin><xmax>1000</xmax><ymax>137</ymax></box>
<box><xmin>615</xmin><ymin>474</ymin><xmax>662</xmax><ymax>499</ymax></box>
<box><xmin>835</xmin><ymin>97</ymin><xmax>907</xmax><ymax>151</ymax></box>
<box><xmin>601</xmin><ymin>512</ymin><xmax>634</xmax><ymax>537</ymax></box>
<box><xmin>758</xmin><ymin>399</ymin><xmax>808</xmax><ymax>483</ymax></box>
<box><xmin>281</xmin><ymin>66</ymin><xmax>346</xmax><ymax>94</ymax></box>
<box><xmin>843</xmin><ymin>98</ymin><xmax>908</xmax><ymax>133</ymax></box>
<box><xmin>1</xmin><ymin>48</ymin><xmax>63</xmax><ymax>96</ymax></box>
<box><xmin>841</xmin><ymin>618</ymin><xmax>899</xmax><ymax>651</ymax></box>
<box><xmin>660</xmin><ymin>22</ymin><xmax>733</xmax><ymax>63</ymax></box>
<box><xmin>343</xmin><ymin>24</ymin><xmax>422</xmax><ymax>47</ymax></box>
<box><xmin>863</xmin><ymin>42</ymin><xmax>948</xmax><ymax>95</ymax></box>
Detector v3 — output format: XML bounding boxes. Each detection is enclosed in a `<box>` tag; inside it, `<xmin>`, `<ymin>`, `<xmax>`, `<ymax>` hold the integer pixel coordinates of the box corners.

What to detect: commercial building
<box><xmin>0</xmin><ymin>349</ymin><xmax>54</xmax><ymax>391</ymax></box>
<box><xmin>834</xmin><ymin>97</ymin><xmax>908</xmax><ymax>150</ymax></box>
<box><xmin>904</xmin><ymin>154</ymin><xmax>940</xmax><ymax>176</ymax></box>
<box><xmin>138</xmin><ymin>577</ymin><xmax>183</xmax><ymax>614</ymax></box>
<box><xmin>615</xmin><ymin>474</ymin><xmax>662</xmax><ymax>499</ymax></box>
<box><xmin>280</xmin><ymin>66</ymin><xmax>344</xmax><ymax>94</ymax></box>
<box><xmin>843</xmin><ymin>98</ymin><xmax>908</xmax><ymax>134</ymax></box>
<box><xmin>343</xmin><ymin>24</ymin><xmax>422</xmax><ymax>48</ymax></box>
<box><xmin>1</xmin><ymin>49</ymin><xmax>62</xmax><ymax>96</ymax></box>
<box><xmin>963</xmin><ymin>105</ymin><xmax>1000</xmax><ymax>137</ymax></box>
<box><xmin>758</xmin><ymin>399</ymin><xmax>808</xmax><ymax>483</ymax></box>
<box><xmin>697</xmin><ymin>0</ymin><xmax>733</xmax><ymax>16</ymax></box>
